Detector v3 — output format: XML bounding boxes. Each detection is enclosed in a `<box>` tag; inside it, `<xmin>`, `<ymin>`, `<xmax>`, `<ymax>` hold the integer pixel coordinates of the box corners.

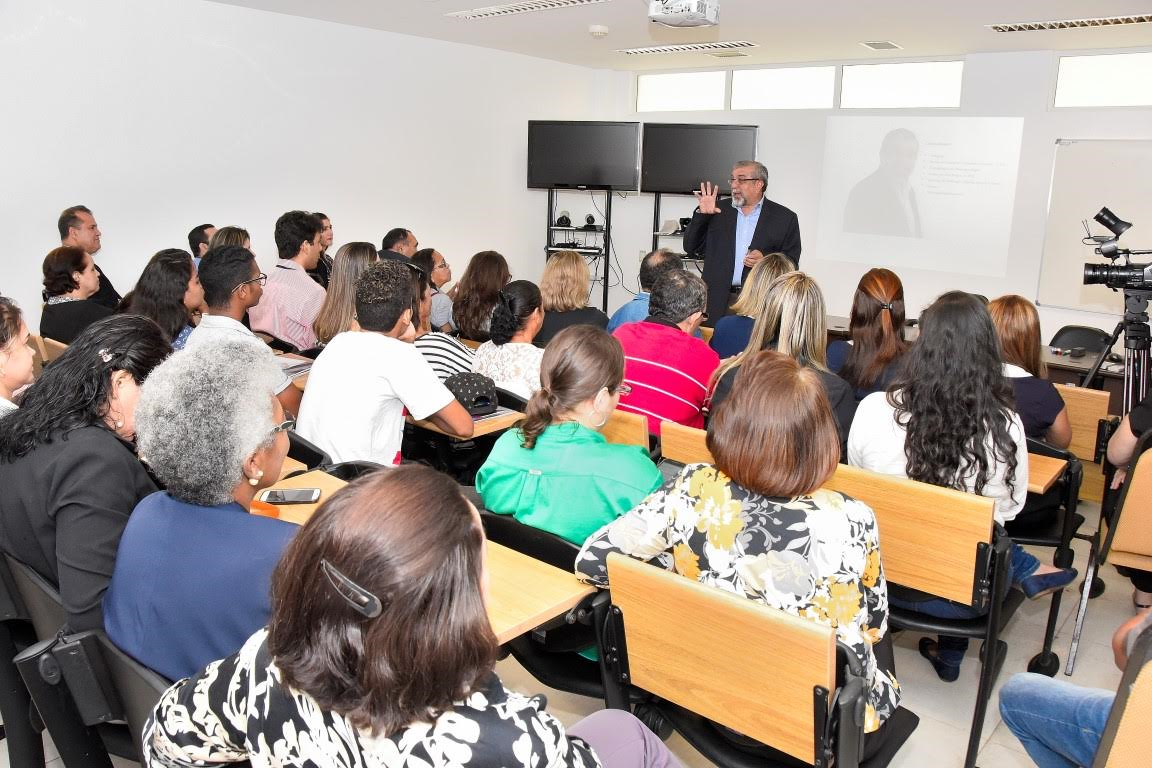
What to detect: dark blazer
<box><xmin>683</xmin><ymin>198</ymin><xmax>801</xmax><ymax>322</ymax></box>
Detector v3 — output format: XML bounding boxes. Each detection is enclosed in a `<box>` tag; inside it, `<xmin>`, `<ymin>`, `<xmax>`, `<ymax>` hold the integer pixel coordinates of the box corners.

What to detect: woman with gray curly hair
<box><xmin>102</xmin><ymin>339</ymin><xmax>299</xmax><ymax>681</ymax></box>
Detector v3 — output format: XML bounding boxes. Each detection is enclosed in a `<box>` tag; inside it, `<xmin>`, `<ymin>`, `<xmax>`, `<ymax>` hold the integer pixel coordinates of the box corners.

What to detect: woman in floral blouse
<box><xmin>144</xmin><ymin>465</ymin><xmax>681</xmax><ymax>768</ymax></box>
<box><xmin>576</xmin><ymin>351</ymin><xmax>901</xmax><ymax>759</ymax></box>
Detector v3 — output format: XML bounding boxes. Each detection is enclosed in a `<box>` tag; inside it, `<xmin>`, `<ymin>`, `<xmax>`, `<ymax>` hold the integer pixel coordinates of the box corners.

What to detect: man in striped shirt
<box><xmin>612</xmin><ymin>271</ymin><xmax>719</xmax><ymax>434</ymax></box>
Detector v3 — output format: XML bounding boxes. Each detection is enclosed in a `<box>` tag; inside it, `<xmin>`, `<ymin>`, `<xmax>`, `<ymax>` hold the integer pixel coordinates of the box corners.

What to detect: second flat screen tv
<box><xmin>527</xmin><ymin>121</ymin><xmax>640</xmax><ymax>191</ymax></box>
<box><xmin>642</xmin><ymin>123</ymin><xmax>759</xmax><ymax>194</ymax></box>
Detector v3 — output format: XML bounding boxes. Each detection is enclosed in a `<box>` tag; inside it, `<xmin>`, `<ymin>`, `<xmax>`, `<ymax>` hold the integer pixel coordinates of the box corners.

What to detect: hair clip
<box><xmin>879</xmin><ymin>302</ymin><xmax>893</xmax><ymax>311</ymax></box>
<box><xmin>98</xmin><ymin>348</ymin><xmax>115</xmax><ymax>363</ymax></box>
<box><xmin>320</xmin><ymin>559</ymin><xmax>383</xmax><ymax>618</ymax></box>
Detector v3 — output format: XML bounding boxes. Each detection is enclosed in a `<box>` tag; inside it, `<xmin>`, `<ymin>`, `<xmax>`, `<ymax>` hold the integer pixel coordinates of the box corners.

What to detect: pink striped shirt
<box><xmin>249</xmin><ymin>261</ymin><xmax>325</xmax><ymax>351</ymax></box>
<box><xmin>612</xmin><ymin>321</ymin><xmax>720</xmax><ymax>434</ymax></box>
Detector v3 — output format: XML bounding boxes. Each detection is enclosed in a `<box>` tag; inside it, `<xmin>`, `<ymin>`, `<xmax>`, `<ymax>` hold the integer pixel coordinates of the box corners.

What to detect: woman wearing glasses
<box><xmin>144</xmin><ymin>465</ymin><xmax>680</xmax><ymax>768</ymax></box>
<box><xmin>477</xmin><ymin>326</ymin><xmax>662</xmax><ymax>545</ymax></box>
<box><xmin>103</xmin><ymin>340</ymin><xmax>298</xmax><ymax>681</ymax></box>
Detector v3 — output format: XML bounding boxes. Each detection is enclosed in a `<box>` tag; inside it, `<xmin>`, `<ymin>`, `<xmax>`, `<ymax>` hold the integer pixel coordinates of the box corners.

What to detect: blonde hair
<box><xmin>730</xmin><ymin>253</ymin><xmax>796</xmax><ymax>317</ymax></box>
<box><xmin>540</xmin><ymin>250</ymin><xmax>589</xmax><ymax>313</ymax></box>
<box><xmin>713</xmin><ymin>272</ymin><xmax>828</xmax><ymax>387</ymax></box>
<box><xmin>312</xmin><ymin>242</ymin><xmax>378</xmax><ymax>344</ymax></box>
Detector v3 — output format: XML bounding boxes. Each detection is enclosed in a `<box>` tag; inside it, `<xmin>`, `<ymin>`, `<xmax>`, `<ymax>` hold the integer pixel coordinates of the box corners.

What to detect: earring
<box><xmin>115</xmin><ymin>419</ymin><xmax>124</xmax><ymax>429</ymax></box>
<box><xmin>248</xmin><ymin>469</ymin><xmax>264</xmax><ymax>487</ymax></box>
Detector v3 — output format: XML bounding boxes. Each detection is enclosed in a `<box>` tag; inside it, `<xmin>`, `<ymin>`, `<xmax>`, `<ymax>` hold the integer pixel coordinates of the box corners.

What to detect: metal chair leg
<box><xmin>1066</xmin><ymin>542</ymin><xmax>1100</xmax><ymax>675</ymax></box>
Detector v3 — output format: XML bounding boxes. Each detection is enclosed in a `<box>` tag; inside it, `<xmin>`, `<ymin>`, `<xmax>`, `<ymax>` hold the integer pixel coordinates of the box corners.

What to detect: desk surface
<box><xmin>262</xmin><ymin>470</ymin><xmax>591</xmax><ymax>644</ymax></box>
<box><xmin>410</xmin><ymin>409</ymin><xmax>523</xmax><ymax>439</ymax></box>
<box><xmin>1027</xmin><ymin>454</ymin><xmax>1067</xmax><ymax>495</ymax></box>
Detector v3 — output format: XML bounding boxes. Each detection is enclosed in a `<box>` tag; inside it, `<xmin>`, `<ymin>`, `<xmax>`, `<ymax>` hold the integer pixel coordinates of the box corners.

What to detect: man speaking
<box><xmin>683</xmin><ymin>160</ymin><xmax>801</xmax><ymax>323</ymax></box>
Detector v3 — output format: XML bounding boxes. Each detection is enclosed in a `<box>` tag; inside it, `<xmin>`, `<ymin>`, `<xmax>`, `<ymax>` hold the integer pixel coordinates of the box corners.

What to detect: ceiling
<box><xmin>208</xmin><ymin>1</ymin><xmax>1152</xmax><ymax>71</ymax></box>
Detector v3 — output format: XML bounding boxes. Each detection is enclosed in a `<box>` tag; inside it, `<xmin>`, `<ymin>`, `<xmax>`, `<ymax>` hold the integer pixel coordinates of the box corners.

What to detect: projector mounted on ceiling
<box><xmin>648</xmin><ymin>0</ymin><xmax>719</xmax><ymax>28</ymax></box>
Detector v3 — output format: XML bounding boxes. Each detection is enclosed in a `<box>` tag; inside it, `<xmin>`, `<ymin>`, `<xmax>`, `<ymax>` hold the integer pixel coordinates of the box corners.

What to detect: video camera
<box><xmin>1083</xmin><ymin>207</ymin><xmax>1151</xmax><ymax>290</ymax></box>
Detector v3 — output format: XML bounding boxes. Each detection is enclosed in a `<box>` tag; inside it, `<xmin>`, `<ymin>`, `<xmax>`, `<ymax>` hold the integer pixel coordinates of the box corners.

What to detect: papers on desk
<box><xmin>278</xmin><ymin>358</ymin><xmax>313</xmax><ymax>378</ymax></box>
<box><xmin>476</xmin><ymin>406</ymin><xmax>519</xmax><ymax>423</ymax></box>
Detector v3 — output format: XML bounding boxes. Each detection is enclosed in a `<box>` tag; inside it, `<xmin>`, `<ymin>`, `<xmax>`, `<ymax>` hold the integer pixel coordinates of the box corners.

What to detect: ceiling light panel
<box><xmin>988</xmin><ymin>15</ymin><xmax>1152</xmax><ymax>33</ymax></box>
<box><xmin>619</xmin><ymin>40</ymin><xmax>757</xmax><ymax>56</ymax></box>
<box><xmin>446</xmin><ymin>0</ymin><xmax>611</xmax><ymax>20</ymax></box>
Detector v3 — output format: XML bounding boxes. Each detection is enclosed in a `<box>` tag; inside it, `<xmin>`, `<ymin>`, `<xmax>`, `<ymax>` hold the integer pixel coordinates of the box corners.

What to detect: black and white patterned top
<box><xmin>143</xmin><ymin>629</ymin><xmax>602</xmax><ymax>768</ymax></box>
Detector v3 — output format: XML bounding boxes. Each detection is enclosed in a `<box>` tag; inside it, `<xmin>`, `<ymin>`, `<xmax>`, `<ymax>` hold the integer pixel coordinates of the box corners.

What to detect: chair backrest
<box><xmin>699</xmin><ymin>325</ymin><xmax>714</xmax><ymax>344</ymax></box>
<box><xmin>1054</xmin><ymin>383</ymin><xmax>1112</xmax><ymax>462</ymax></box>
<box><xmin>607</xmin><ymin>553</ymin><xmax>835</xmax><ymax>764</ymax></box>
<box><xmin>602</xmin><ymin>409</ymin><xmax>649</xmax><ymax>450</ymax></box>
<box><xmin>824</xmin><ymin>465</ymin><xmax>995</xmax><ymax>606</ymax></box>
<box><xmin>480</xmin><ymin>512</ymin><xmax>580</xmax><ymax>571</ymax></box>
<box><xmin>4</xmin><ymin>554</ymin><xmax>65</xmax><ymax>641</ymax></box>
<box><xmin>41</xmin><ymin>337</ymin><xmax>68</xmax><ymax>364</ymax></box>
<box><xmin>1094</xmin><ymin>625</ymin><xmax>1152</xmax><ymax>767</ymax></box>
<box><xmin>495</xmin><ymin>386</ymin><xmax>529</xmax><ymax>412</ymax></box>
<box><xmin>1049</xmin><ymin>325</ymin><xmax>1112</xmax><ymax>353</ymax></box>
<box><xmin>659</xmin><ymin>421</ymin><xmax>712</xmax><ymax>465</ymax></box>
<box><xmin>1102</xmin><ymin>431</ymin><xmax>1152</xmax><ymax>572</ymax></box>
<box><xmin>287</xmin><ymin>430</ymin><xmax>332</xmax><ymax>470</ymax></box>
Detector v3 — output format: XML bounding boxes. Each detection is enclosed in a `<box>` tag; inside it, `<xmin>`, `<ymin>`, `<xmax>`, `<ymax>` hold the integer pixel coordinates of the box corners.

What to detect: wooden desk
<box><xmin>409</xmin><ymin>409</ymin><xmax>523</xmax><ymax>439</ymax></box>
<box><xmin>260</xmin><ymin>471</ymin><xmax>591</xmax><ymax>643</ymax></box>
<box><xmin>1028</xmin><ymin>454</ymin><xmax>1067</xmax><ymax>495</ymax></box>
<box><xmin>277</xmin><ymin>456</ymin><xmax>307</xmax><ymax>480</ymax></box>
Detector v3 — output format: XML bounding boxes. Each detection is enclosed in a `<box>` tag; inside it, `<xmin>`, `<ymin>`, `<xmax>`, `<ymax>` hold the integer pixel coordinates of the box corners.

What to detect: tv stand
<box><xmin>545</xmin><ymin>188</ymin><xmax>613</xmax><ymax>312</ymax></box>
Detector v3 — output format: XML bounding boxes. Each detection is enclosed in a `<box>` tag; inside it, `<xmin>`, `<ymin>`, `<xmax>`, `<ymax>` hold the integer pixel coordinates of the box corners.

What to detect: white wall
<box><xmin>603</xmin><ymin>51</ymin><xmax>1152</xmax><ymax>345</ymax></box>
<box><xmin>0</xmin><ymin>0</ymin><xmax>607</xmax><ymax>332</ymax></box>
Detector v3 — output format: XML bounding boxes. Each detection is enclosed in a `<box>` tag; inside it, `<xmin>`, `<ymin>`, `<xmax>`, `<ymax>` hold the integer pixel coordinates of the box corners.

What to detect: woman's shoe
<box><xmin>1020</xmin><ymin>567</ymin><xmax>1078</xmax><ymax>600</ymax></box>
<box><xmin>919</xmin><ymin>637</ymin><xmax>960</xmax><ymax>683</ymax></box>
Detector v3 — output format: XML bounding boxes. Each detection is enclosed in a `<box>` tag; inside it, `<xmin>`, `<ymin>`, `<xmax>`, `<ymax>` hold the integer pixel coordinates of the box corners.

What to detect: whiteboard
<box><xmin>1038</xmin><ymin>139</ymin><xmax>1152</xmax><ymax>314</ymax></box>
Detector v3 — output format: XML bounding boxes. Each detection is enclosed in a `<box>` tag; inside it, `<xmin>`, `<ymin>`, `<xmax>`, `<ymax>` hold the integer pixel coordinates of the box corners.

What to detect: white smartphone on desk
<box><xmin>257</xmin><ymin>488</ymin><xmax>321</xmax><ymax>505</ymax></box>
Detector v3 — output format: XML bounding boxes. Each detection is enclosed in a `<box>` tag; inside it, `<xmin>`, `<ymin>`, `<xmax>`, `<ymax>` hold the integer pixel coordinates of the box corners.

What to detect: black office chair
<box><xmin>286</xmin><ymin>431</ymin><xmax>331</xmax><ymax>473</ymax></box>
<box><xmin>479</xmin><ymin>513</ymin><xmax>609</xmax><ymax>698</ymax></box>
<box><xmin>1049</xmin><ymin>325</ymin><xmax>1112</xmax><ymax>353</ymax></box>
<box><xmin>1004</xmin><ymin>439</ymin><xmax>1085</xmax><ymax>675</ymax></box>
<box><xmin>0</xmin><ymin>556</ymin><xmax>47</xmax><ymax>767</ymax></box>
<box><xmin>324</xmin><ymin>461</ymin><xmax>384</xmax><ymax>481</ymax></box>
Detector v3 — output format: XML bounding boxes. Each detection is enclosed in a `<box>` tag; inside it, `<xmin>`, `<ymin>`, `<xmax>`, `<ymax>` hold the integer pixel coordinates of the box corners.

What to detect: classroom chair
<box><xmin>1091</xmin><ymin>624</ymin><xmax>1152</xmax><ymax>767</ymax></box>
<box><xmin>496</xmin><ymin>386</ymin><xmax>529</xmax><ymax>412</ymax></box>
<box><xmin>601</xmin><ymin>409</ymin><xmax>649</xmax><ymax>452</ymax></box>
<box><xmin>600</xmin><ymin>553</ymin><xmax>918</xmax><ymax>768</ymax></box>
<box><xmin>41</xmin><ymin>337</ymin><xmax>68</xmax><ymax>364</ymax></box>
<box><xmin>1049</xmin><ymin>325</ymin><xmax>1112</xmax><ymax>355</ymax></box>
<box><xmin>286</xmin><ymin>431</ymin><xmax>332</xmax><ymax>473</ymax></box>
<box><xmin>0</xmin><ymin>556</ymin><xmax>47</xmax><ymax>767</ymax></box>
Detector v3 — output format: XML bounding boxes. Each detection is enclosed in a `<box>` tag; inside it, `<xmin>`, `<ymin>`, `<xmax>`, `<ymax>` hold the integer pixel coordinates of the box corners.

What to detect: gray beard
<box><xmin>731</xmin><ymin>191</ymin><xmax>746</xmax><ymax>207</ymax></box>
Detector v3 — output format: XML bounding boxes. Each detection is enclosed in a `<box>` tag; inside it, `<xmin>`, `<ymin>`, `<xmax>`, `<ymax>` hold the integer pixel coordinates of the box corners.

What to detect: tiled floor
<box><xmin>2</xmin><ymin>502</ymin><xmax>1132</xmax><ymax>768</ymax></box>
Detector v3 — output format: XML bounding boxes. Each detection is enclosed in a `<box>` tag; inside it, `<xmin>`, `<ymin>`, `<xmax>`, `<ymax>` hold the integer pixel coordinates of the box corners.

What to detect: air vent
<box><xmin>988</xmin><ymin>15</ymin><xmax>1152</xmax><ymax>33</ymax></box>
<box><xmin>619</xmin><ymin>40</ymin><xmax>757</xmax><ymax>56</ymax></box>
<box><xmin>446</xmin><ymin>0</ymin><xmax>611</xmax><ymax>21</ymax></box>
<box><xmin>707</xmin><ymin>51</ymin><xmax>750</xmax><ymax>58</ymax></box>
<box><xmin>860</xmin><ymin>41</ymin><xmax>902</xmax><ymax>51</ymax></box>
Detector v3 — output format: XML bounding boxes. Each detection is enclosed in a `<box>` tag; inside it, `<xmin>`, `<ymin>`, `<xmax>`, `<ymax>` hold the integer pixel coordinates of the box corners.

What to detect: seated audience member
<box><xmin>0</xmin><ymin>315</ymin><xmax>169</xmax><ymax>630</ymax></box>
<box><xmin>144</xmin><ymin>465</ymin><xmax>675</xmax><ymax>768</ymax></box>
<box><xmin>119</xmin><ymin>248</ymin><xmax>205</xmax><ymax>349</ymax></box>
<box><xmin>378</xmin><ymin>227</ymin><xmax>418</xmax><ymax>261</ymax></box>
<box><xmin>184</xmin><ymin>245</ymin><xmax>303</xmax><ymax>417</ymax></box>
<box><xmin>577</xmin><ymin>351</ymin><xmax>901</xmax><ymax>753</ymax></box>
<box><xmin>207</xmin><ymin>225</ymin><xmax>250</xmax><ymax>251</ymax></box>
<box><xmin>535</xmin><ymin>250</ymin><xmax>608</xmax><ymax>345</ymax></box>
<box><xmin>711</xmin><ymin>272</ymin><xmax>855</xmax><ymax>448</ymax></box>
<box><xmin>848</xmin><ymin>291</ymin><xmax>1076</xmax><ymax>681</ymax></box>
<box><xmin>477</xmin><ymin>326</ymin><xmax>662</xmax><ymax>545</ymax></box>
<box><xmin>249</xmin><ymin>210</ymin><xmax>326</xmax><ymax>351</ymax></box>
<box><xmin>103</xmin><ymin>340</ymin><xmax>298</xmax><ymax>681</ymax></box>
<box><xmin>988</xmin><ymin>294</ymin><xmax>1071</xmax><ymax>448</ymax></box>
<box><xmin>613</xmin><ymin>270</ymin><xmax>718</xmax><ymax>434</ymax></box>
<box><xmin>0</xmin><ymin>297</ymin><xmax>36</xmax><ymax>416</ymax></box>
<box><xmin>297</xmin><ymin>261</ymin><xmax>473</xmax><ymax>465</ymax></box>
<box><xmin>827</xmin><ymin>268</ymin><xmax>910</xmax><ymax>401</ymax></box>
<box><xmin>1104</xmin><ymin>393</ymin><xmax>1152</xmax><ymax>611</ymax></box>
<box><xmin>307</xmin><ymin>213</ymin><xmax>334</xmax><ymax>287</ymax></box>
<box><xmin>412</xmin><ymin>247</ymin><xmax>455</xmax><ymax>332</ymax></box>
<box><xmin>40</xmin><ymin>245</ymin><xmax>114</xmax><ymax>344</ymax></box>
<box><xmin>312</xmin><ymin>241</ymin><xmax>378</xmax><ymax>345</ymax></box>
<box><xmin>58</xmin><ymin>204</ymin><xmax>121</xmax><ymax>309</ymax></box>
<box><xmin>999</xmin><ymin>612</ymin><xmax>1151</xmax><ymax>768</ymax></box>
<box><xmin>187</xmin><ymin>223</ymin><xmax>216</xmax><ymax>262</ymax></box>
<box><xmin>472</xmin><ymin>280</ymin><xmax>545</xmax><ymax>400</ymax></box>
<box><xmin>453</xmin><ymin>250</ymin><xmax>511</xmax><ymax>342</ymax></box>
<box><xmin>607</xmin><ymin>249</ymin><xmax>683</xmax><ymax>333</ymax></box>
<box><xmin>412</xmin><ymin>267</ymin><xmax>474</xmax><ymax>381</ymax></box>
<box><xmin>708</xmin><ymin>252</ymin><xmax>795</xmax><ymax>359</ymax></box>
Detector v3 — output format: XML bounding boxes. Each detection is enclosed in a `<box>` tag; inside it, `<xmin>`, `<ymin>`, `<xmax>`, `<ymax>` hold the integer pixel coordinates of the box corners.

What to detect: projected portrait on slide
<box><xmin>843</xmin><ymin>129</ymin><xmax>922</xmax><ymax>238</ymax></box>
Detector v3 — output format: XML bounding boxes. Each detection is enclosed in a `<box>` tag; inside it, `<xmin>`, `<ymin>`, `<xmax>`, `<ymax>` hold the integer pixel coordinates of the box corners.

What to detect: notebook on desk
<box><xmin>277</xmin><ymin>358</ymin><xmax>313</xmax><ymax>378</ymax></box>
<box><xmin>476</xmin><ymin>406</ymin><xmax>519</xmax><ymax>423</ymax></box>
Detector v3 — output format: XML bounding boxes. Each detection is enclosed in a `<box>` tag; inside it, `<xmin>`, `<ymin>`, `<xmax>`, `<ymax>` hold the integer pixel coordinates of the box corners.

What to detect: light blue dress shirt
<box><xmin>732</xmin><ymin>199</ymin><xmax>764</xmax><ymax>285</ymax></box>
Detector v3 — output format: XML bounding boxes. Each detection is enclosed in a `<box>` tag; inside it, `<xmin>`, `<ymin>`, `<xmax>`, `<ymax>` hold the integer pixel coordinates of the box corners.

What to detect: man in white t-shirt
<box><xmin>296</xmin><ymin>260</ymin><xmax>473</xmax><ymax>465</ymax></box>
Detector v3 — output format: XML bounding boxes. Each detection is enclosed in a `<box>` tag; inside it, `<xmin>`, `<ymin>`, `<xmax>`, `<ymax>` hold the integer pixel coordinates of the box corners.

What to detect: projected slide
<box><xmin>815</xmin><ymin>116</ymin><xmax>1024</xmax><ymax>277</ymax></box>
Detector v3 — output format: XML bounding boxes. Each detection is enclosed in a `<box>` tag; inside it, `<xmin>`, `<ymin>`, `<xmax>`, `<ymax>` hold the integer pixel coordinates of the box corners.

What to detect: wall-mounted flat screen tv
<box><xmin>641</xmin><ymin>123</ymin><xmax>759</xmax><ymax>194</ymax></box>
<box><xmin>527</xmin><ymin>121</ymin><xmax>640</xmax><ymax>190</ymax></box>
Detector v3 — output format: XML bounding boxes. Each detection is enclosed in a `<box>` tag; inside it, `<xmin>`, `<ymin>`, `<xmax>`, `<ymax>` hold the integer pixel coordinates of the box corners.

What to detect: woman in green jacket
<box><xmin>477</xmin><ymin>325</ymin><xmax>662</xmax><ymax>545</ymax></box>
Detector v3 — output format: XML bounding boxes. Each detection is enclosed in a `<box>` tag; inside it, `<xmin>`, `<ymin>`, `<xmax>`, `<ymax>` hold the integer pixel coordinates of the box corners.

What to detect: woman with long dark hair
<box><xmin>0</xmin><ymin>315</ymin><xmax>170</xmax><ymax>630</ymax></box>
<box><xmin>120</xmin><ymin>249</ymin><xmax>204</xmax><ymax>348</ymax></box>
<box><xmin>848</xmin><ymin>291</ymin><xmax>1077</xmax><ymax>681</ymax></box>
<box><xmin>827</xmin><ymin>268</ymin><xmax>909</xmax><ymax>400</ymax></box>
<box><xmin>144</xmin><ymin>466</ymin><xmax>680</xmax><ymax>768</ymax></box>
<box><xmin>471</xmin><ymin>280</ymin><xmax>545</xmax><ymax>399</ymax></box>
<box><xmin>478</xmin><ymin>325</ymin><xmax>661</xmax><ymax>545</ymax></box>
<box><xmin>453</xmin><ymin>250</ymin><xmax>511</xmax><ymax>342</ymax></box>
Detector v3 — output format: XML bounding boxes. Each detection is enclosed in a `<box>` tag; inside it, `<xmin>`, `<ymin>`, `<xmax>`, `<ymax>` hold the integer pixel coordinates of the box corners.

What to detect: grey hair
<box><xmin>649</xmin><ymin>270</ymin><xmax>707</xmax><ymax>324</ymax></box>
<box><xmin>734</xmin><ymin>160</ymin><xmax>769</xmax><ymax>187</ymax></box>
<box><xmin>135</xmin><ymin>339</ymin><xmax>283</xmax><ymax>505</ymax></box>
